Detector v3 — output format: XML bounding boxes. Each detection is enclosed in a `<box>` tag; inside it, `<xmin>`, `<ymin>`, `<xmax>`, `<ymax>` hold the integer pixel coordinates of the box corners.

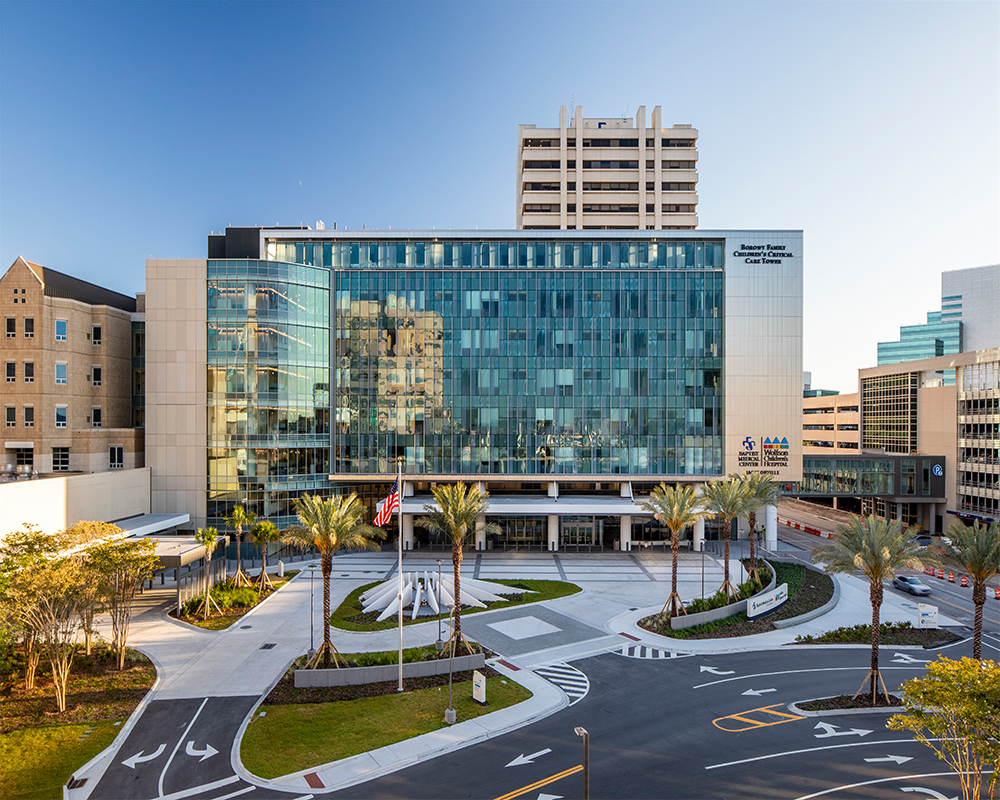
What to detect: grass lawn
<box><xmin>331</xmin><ymin>578</ymin><xmax>580</xmax><ymax>632</ymax></box>
<box><xmin>172</xmin><ymin>570</ymin><xmax>299</xmax><ymax>630</ymax></box>
<box><xmin>0</xmin><ymin>720</ymin><xmax>122</xmax><ymax>800</ymax></box>
<box><xmin>241</xmin><ymin>675</ymin><xmax>531</xmax><ymax>779</ymax></box>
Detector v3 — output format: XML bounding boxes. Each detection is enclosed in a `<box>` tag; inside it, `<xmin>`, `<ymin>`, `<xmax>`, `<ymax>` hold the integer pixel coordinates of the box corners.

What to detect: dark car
<box><xmin>910</xmin><ymin>534</ymin><xmax>932</xmax><ymax>547</ymax></box>
<box><xmin>892</xmin><ymin>575</ymin><xmax>932</xmax><ymax>596</ymax></box>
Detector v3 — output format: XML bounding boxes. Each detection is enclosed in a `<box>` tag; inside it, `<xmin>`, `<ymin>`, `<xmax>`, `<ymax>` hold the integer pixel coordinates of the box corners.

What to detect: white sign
<box><xmin>747</xmin><ymin>583</ymin><xmax>788</xmax><ymax>619</ymax></box>
<box><xmin>917</xmin><ymin>604</ymin><xmax>939</xmax><ymax>630</ymax></box>
<box><xmin>472</xmin><ymin>669</ymin><xmax>486</xmax><ymax>704</ymax></box>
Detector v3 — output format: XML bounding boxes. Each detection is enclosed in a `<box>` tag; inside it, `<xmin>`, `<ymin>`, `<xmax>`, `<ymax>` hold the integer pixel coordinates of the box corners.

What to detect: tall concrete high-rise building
<box><xmin>517</xmin><ymin>105</ymin><xmax>698</xmax><ymax>231</ymax></box>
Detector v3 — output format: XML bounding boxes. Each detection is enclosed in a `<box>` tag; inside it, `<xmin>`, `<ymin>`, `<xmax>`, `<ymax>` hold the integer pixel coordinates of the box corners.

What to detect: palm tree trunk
<box><xmin>661</xmin><ymin>526</ymin><xmax>684</xmax><ymax>617</ymax></box>
<box><xmin>203</xmin><ymin>555</ymin><xmax>212</xmax><ymax>621</ymax></box>
<box><xmin>235</xmin><ymin>529</ymin><xmax>242</xmax><ymax>577</ymax></box>
<box><xmin>452</xmin><ymin>539</ymin><xmax>463</xmax><ymax>649</ymax></box>
<box><xmin>747</xmin><ymin>511</ymin><xmax>759</xmax><ymax>582</ymax></box>
<box><xmin>321</xmin><ymin>552</ymin><xmax>332</xmax><ymax>668</ymax></box>
<box><xmin>972</xmin><ymin>581</ymin><xmax>985</xmax><ymax>660</ymax></box>
<box><xmin>721</xmin><ymin>516</ymin><xmax>734</xmax><ymax>598</ymax></box>
<box><xmin>870</xmin><ymin>583</ymin><xmax>882</xmax><ymax>704</ymax></box>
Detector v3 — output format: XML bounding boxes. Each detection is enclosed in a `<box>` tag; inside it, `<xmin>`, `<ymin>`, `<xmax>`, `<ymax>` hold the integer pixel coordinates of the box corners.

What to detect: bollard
<box><xmin>278</xmin><ymin>560</ymin><xmax>285</xmax><ymax>578</ymax></box>
<box><xmin>948</xmin><ymin>572</ymin><xmax>954</xmax><ymax>583</ymax></box>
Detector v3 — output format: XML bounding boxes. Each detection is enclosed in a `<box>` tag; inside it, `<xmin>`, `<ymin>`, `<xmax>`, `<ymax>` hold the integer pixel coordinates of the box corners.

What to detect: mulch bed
<box><xmin>768</xmin><ymin>568</ymin><xmax>835</xmax><ymax>622</ymax></box>
<box><xmin>798</xmin><ymin>693</ymin><xmax>901</xmax><ymax>711</ymax></box>
<box><xmin>1</xmin><ymin>647</ymin><xmax>155</xmax><ymax>734</ymax></box>
<box><xmin>263</xmin><ymin>665</ymin><xmax>503</xmax><ymax>705</ymax></box>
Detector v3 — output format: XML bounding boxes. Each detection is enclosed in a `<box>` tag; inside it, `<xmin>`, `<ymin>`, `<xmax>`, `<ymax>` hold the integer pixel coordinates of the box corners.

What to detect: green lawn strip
<box><xmin>331</xmin><ymin>579</ymin><xmax>581</xmax><ymax>632</ymax></box>
<box><xmin>241</xmin><ymin>676</ymin><xmax>532</xmax><ymax>779</ymax></box>
<box><xmin>171</xmin><ymin>571</ymin><xmax>299</xmax><ymax>630</ymax></box>
<box><xmin>0</xmin><ymin>719</ymin><xmax>122</xmax><ymax>800</ymax></box>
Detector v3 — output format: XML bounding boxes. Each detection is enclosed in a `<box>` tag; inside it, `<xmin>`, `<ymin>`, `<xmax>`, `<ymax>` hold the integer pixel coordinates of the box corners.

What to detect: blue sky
<box><xmin>1</xmin><ymin>0</ymin><xmax>997</xmax><ymax>391</ymax></box>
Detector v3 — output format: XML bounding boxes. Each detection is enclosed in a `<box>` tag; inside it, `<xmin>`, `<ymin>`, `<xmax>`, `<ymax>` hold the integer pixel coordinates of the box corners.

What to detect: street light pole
<box><xmin>444</xmin><ymin>601</ymin><xmax>456</xmax><ymax>724</ymax></box>
<box><xmin>575</xmin><ymin>727</ymin><xmax>589</xmax><ymax>800</ymax></box>
<box><xmin>435</xmin><ymin>559</ymin><xmax>443</xmax><ymax>651</ymax></box>
<box><xmin>308</xmin><ymin>564</ymin><xmax>317</xmax><ymax>660</ymax></box>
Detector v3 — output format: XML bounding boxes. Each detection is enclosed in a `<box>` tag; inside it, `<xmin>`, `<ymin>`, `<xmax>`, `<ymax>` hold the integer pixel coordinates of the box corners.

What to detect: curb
<box><xmin>773</xmin><ymin>573</ymin><xmax>841</xmax><ymax>629</ymax></box>
<box><xmin>788</xmin><ymin>697</ymin><xmax>902</xmax><ymax>717</ymax></box>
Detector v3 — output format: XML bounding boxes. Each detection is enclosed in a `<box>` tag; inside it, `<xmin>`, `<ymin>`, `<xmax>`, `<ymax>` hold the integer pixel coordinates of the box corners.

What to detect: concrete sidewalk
<box><xmin>74</xmin><ymin>548</ymin><xmax>965</xmax><ymax>796</ymax></box>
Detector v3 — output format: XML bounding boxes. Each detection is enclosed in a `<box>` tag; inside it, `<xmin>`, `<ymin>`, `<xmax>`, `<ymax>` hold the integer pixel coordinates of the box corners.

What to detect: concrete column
<box><xmin>620</xmin><ymin>482</ymin><xmax>632</xmax><ymax>498</ymax></box>
<box><xmin>403</xmin><ymin>481</ymin><xmax>414</xmax><ymax>497</ymax></box>
<box><xmin>547</xmin><ymin>482</ymin><xmax>559</xmax><ymax>498</ymax></box>
<box><xmin>895</xmin><ymin>501</ymin><xmax>904</xmax><ymax>521</ymax></box>
<box><xmin>475</xmin><ymin>514</ymin><xmax>486</xmax><ymax>551</ymax></box>
<box><xmin>693</xmin><ymin>517</ymin><xmax>705</xmax><ymax>552</ymax></box>
<box><xmin>765</xmin><ymin>504</ymin><xmax>778</xmax><ymax>550</ymax></box>
<box><xmin>402</xmin><ymin>514</ymin><xmax>414</xmax><ymax>551</ymax></box>
<box><xmin>928</xmin><ymin>503</ymin><xmax>937</xmax><ymax>535</ymax></box>
<box><xmin>832</xmin><ymin>497</ymin><xmax>839</xmax><ymax>510</ymax></box>
<box><xmin>620</xmin><ymin>514</ymin><xmax>632</xmax><ymax>552</ymax></box>
<box><xmin>547</xmin><ymin>515</ymin><xmax>559</xmax><ymax>552</ymax></box>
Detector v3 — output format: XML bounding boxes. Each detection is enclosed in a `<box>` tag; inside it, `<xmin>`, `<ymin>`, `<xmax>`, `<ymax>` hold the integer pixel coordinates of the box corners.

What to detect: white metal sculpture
<box><xmin>360</xmin><ymin>573</ymin><xmax>533</xmax><ymax>622</ymax></box>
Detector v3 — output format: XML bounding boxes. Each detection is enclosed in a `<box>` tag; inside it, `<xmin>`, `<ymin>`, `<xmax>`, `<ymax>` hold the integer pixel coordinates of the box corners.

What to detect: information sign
<box><xmin>917</xmin><ymin>604</ymin><xmax>939</xmax><ymax>629</ymax></box>
<box><xmin>472</xmin><ymin>670</ymin><xmax>486</xmax><ymax>705</ymax></box>
<box><xmin>747</xmin><ymin>583</ymin><xmax>788</xmax><ymax>619</ymax></box>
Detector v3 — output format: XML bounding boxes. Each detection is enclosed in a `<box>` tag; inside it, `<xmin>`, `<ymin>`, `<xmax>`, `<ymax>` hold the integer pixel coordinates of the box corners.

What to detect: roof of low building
<box><xmin>14</xmin><ymin>256</ymin><xmax>137</xmax><ymax>312</ymax></box>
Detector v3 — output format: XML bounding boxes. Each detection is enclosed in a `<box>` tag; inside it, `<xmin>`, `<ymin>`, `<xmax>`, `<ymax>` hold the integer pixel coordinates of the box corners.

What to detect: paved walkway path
<box><xmin>71</xmin><ymin>548</ymin><xmax>964</xmax><ymax>799</ymax></box>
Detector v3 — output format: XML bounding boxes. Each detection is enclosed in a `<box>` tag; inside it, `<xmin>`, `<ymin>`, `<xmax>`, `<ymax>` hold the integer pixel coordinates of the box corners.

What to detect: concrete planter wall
<box><xmin>670</xmin><ymin>560</ymin><xmax>777</xmax><ymax>630</ymax></box>
<box><xmin>767</xmin><ymin>557</ymin><xmax>840</xmax><ymax>629</ymax></box>
<box><xmin>294</xmin><ymin>652</ymin><xmax>486</xmax><ymax>688</ymax></box>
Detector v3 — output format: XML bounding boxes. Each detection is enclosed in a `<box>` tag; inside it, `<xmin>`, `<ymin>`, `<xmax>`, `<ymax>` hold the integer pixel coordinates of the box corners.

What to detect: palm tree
<box><xmin>945</xmin><ymin>520</ymin><xmax>1000</xmax><ymax>660</ymax></box>
<box><xmin>700</xmin><ymin>475</ymin><xmax>754</xmax><ymax>599</ymax></box>
<box><xmin>814</xmin><ymin>515</ymin><xmax>930</xmax><ymax>704</ymax></box>
<box><xmin>742</xmin><ymin>472</ymin><xmax>782</xmax><ymax>584</ymax></box>
<box><xmin>638</xmin><ymin>483</ymin><xmax>707</xmax><ymax>617</ymax></box>
<box><xmin>225</xmin><ymin>505</ymin><xmax>256</xmax><ymax>587</ymax></box>
<box><xmin>194</xmin><ymin>527</ymin><xmax>222</xmax><ymax>621</ymax></box>
<box><xmin>415</xmin><ymin>483</ymin><xmax>500</xmax><ymax>654</ymax></box>
<box><xmin>282</xmin><ymin>493</ymin><xmax>385</xmax><ymax>668</ymax></box>
<box><xmin>247</xmin><ymin>521</ymin><xmax>282</xmax><ymax>593</ymax></box>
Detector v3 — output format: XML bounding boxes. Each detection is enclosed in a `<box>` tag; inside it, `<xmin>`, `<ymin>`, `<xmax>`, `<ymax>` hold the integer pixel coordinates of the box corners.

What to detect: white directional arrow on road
<box><xmin>741</xmin><ymin>688</ymin><xmax>777</xmax><ymax>696</ymax></box>
<box><xmin>506</xmin><ymin>748</ymin><xmax>552</xmax><ymax>767</ymax></box>
<box><xmin>813</xmin><ymin>721</ymin><xmax>872</xmax><ymax>738</ymax></box>
<box><xmin>185</xmin><ymin>740</ymin><xmax>219</xmax><ymax>762</ymax></box>
<box><xmin>699</xmin><ymin>666</ymin><xmax>735</xmax><ymax>675</ymax></box>
<box><xmin>864</xmin><ymin>754</ymin><xmax>913</xmax><ymax>764</ymax></box>
<box><xmin>121</xmin><ymin>743</ymin><xmax>166</xmax><ymax>769</ymax></box>
<box><xmin>893</xmin><ymin>652</ymin><xmax>931</xmax><ymax>664</ymax></box>
<box><xmin>536</xmin><ymin>794</ymin><xmax>564</xmax><ymax>800</ymax></box>
<box><xmin>900</xmin><ymin>788</ymin><xmax>957</xmax><ymax>799</ymax></box>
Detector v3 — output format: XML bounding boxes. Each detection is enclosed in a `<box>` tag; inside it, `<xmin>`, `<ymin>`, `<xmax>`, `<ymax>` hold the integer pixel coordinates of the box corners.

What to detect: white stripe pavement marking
<box><xmin>795</xmin><ymin>770</ymin><xmax>983</xmax><ymax>800</ymax></box>
<box><xmin>706</xmin><ymin>739</ymin><xmax>948</xmax><ymax>770</ymax></box>
<box><xmin>156</xmin><ymin>776</ymin><xmax>239</xmax><ymax>800</ymax></box>
<box><xmin>211</xmin><ymin>787</ymin><xmax>256</xmax><ymax>800</ymax></box>
<box><xmin>694</xmin><ymin>665</ymin><xmax>925</xmax><ymax>690</ymax></box>
<box><xmin>158</xmin><ymin>697</ymin><xmax>209</xmax><ymax>797</ymax></box>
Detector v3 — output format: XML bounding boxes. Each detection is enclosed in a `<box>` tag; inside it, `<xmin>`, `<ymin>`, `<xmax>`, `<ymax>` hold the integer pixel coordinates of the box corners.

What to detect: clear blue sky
<box><xmin>2</xmin><ymin>1</ymin><xmax>997</xmax><ymax>392</ymax></box>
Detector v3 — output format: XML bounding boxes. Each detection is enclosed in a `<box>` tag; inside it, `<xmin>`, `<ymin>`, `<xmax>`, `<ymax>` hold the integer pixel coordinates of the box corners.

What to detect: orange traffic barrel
<box><xmin>995</xmin><ymin>586</ymin><xmax>1000</xmax><ymax>600</ymax></box>
<box><xmin>948</xmin><ymin>572</ymin><xmax>955</xmax><ymax>583</ymax></box>
<box><xmin>961</xmin><ymin>576</ymin><xmax>968</xmax><ymax>587</ymax></box>
<box><xmin>938</xmin><ymin>569</ymin><xmax>944</xmax><ymax>579</ymax></box>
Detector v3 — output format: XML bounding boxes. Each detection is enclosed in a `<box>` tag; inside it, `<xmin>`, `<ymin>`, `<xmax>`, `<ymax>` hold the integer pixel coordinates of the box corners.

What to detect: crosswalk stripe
<box><xmin>534</xmin><ymin>662</ymin><xmax>590</xmax><ymax>705</ymax></box>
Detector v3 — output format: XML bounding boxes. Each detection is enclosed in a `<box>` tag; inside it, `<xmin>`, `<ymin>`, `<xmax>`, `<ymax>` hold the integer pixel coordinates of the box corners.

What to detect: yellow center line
<box><xmin>493</xmin><ymin>764</ymin><xmax>584</xmax><ymax>800</ymax></box>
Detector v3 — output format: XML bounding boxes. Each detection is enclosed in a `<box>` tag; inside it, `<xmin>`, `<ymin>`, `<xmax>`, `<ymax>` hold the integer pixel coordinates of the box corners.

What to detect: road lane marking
<box><xmin>122</xmin><ymin>743</ymin><xmax>166</xmax><ymax>769</ymax></box>
<box><xmin>158</xmin><ymin>697</ymin><xmax>209</xmax><ymax>797</ymax></box>
<box><xmin>742</xmin><ymin>688</ymin><xmax>777</xmax><ymax>696</ymax></box>
<box><xmin>695</xmin><ymin>665</ymin><xmax>925</xmax><ymax>689</ymax></box>
<box><xmin>865</xmin><ymin>754</ymin><xmax>913</xmax><ymax>764</ymax></box>
<box><xmin>506</xmin><ymin>748</ymin><xmax>552</xmax><ymax>767</ymax></box>
<box><xmin>705</xmin><ymin>738</ymin><xmax>949</xmax><ymax>769</ymax></box>
<box><xmin>211</xmin><ymin>787</ymin><xmax>255</xmax><ymax>800</ymax></box>
<box><xmin>156</xmin><ymin>776</ymin><xmax>241</xmax><ymax>800</ymax></box>
<box><xmin>493</xmin><ymin>765</ymin><xmax>583</xmax><ymax>800</ymax></box>
<box><xmin>814</xmin><ymin>721</ymin><xmax>871</xmax><ymax>738</ymax></box>
<box><xmin>712</xmin><ymin>704</ymin><xmax>805</xmax><ymax>732</ymax></box>
<box><xmin>794</xmin><ymin>770</ymin><xmax>987</xmax><ymax>799</ymax></box>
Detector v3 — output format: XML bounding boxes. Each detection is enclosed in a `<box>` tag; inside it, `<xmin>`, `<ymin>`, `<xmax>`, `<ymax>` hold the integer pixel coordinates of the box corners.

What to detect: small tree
<box><xmin>741</xmin><ymin>472</ymin><xmax>782</xmax><ymax>583</ymax></box>
<box><xmin>945</xmin><ymin>520</ymin><xmax>1000</xmax><ymax>661</ymax></box>
<box><xmin>638</xmin><ymin>483</ymin><xmax>707</xmax><ymax>617</ymax></box>
<box><xmin>225</xmin><ymin>505</ymin><xmax>256</xmax><ymax>587</ymax></box>
<box><xmin>87</xmin><ymin>537</ymin><xmax>158</xmax><ymax>670</ymax></box>
<box><xmin>283</xmin><ymin>494</ymin><xmax>385</xmax><ymax>668</ymax></box>
<box><xmin>194</xmin><ymin>527</ymin><xmax>223</xmax><ymax>621</ymax></box>
<box><xmin>814</xmin><ymin>515</ymin><xmax>930</xmax><ymax>703</ymax></box>
<box><xmin>248</xmin><ymin>521</ymin><xmax>281</xmax><ymax>592</ymax></box>
<box><xmin>889</xmin><ymin>657</ymin><xmax>1000</xmax><ymax>800</ymax></box>
<box><xmin>700</xmin><ymin>475</ymin><xmax>754</xmax><ymax>599</ymax></box>
<box><xmin>415</xmin><ymin>483</ymin><xmax>500</xmax><ymax>653</ymax></box>
<box><xmin>63</xmin><ymin>520</ymin><xmax>126</xmax><ymax>655</ymax></box>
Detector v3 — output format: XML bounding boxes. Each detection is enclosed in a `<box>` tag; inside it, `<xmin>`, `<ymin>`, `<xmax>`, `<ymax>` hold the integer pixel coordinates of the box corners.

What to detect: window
<box><xmin>55</xmin><ymin>363</ymin><xmax>67</xmax><ymax>385</ymax></box>
<box><xmin>24</xmin><ymin>317</ymin><xmax>33</xmax><ymax>338</ymax></box>
<box><xmin>4</xmin><ymin>362</ymin><xmax>13</xmax><ymax>382</ymax></box>
<box><xmin>52</xmin><ymin>447</ymin><xmax>69</xmax><ymax>471</ymax></box>
<box><xmin>92</xmin><ymin>325</ymin><xmax>102</xmax><ymax>345</ymax></box>
<box><xmin>5</xmin><ymin>318</ymin><xmax>13</xmax><ymax>338</ymax></box>
<box><xmin>109</xmin><ymin>446</ymin><xmax>124</xmax><ymax>470</ymax></box>
<box><xmin>55</xmin><ymin>406</ymin><xmax>67</xmax><ymax>428</ymax></box>
<box><xmin>23</xmin><ymin>361</ymin><xmax>33</xmax><ymax>382</ymax></box>
<box><xmin>5</xmin><ymin>407</ymin><xmax>14</xmax><ymax>428</ymax></box>
<box><xmin>91</xmin><ymin>407</ymin><xmax>102</xmax><ymax>428</ymax></box>
<box><xmin>24</xmin><ymin>406</ymin><xmax>33</xmax><ymax>428</ymax></box>
<box><xmin>92</xmin><ymin>366</ymin><xmax>102</xmax><ymax>387</ymax></box>
<box><xmin>55</xmin><ymin>319</ymin><xmax>67</xmax><ymax>341</ymax></box>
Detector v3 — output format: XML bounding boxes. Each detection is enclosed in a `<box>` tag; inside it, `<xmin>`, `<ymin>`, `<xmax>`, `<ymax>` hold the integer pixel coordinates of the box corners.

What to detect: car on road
<box><xmin>910</xmin><ymin>534</ymin><xmax>932</xmax><ymax>546</ymax></box>
<box><xmin>892</xmin><ymin>575</ymin><xmax>932</xmax><ymax>596</ymax></box>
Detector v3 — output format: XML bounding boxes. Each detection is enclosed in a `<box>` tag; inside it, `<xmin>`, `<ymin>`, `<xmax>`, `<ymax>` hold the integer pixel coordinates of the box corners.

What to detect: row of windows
<box><xmin>522</xmin><ymin>204</ymin><xmax>696</xmax><ymax>214</ymax></box>
<box><xmin>523</xmin><ymin>160</ymin><xmax>697</xmax><ymax>171</ymax></box>
<box><xmin>11</xmin><ymin>287</ymin><xmax>27</xmax><ymax>304</ymax></box>
<box><xmin>41</xmin><ymin>446</ymin><xmax>124</xmax><ymax>472</ymax></box>
<box><xmin>4</xmin><ymin>405</ymin><xmax>103</xmax><ymax>428</ymax></box>
<box><xmin>522</xmin><ymin>182</ymin><xmax>696</xmax><ymax>193</ymax></box>
<box><xmin>522</xmin><ymin>138</ymin><xmax>696</xmax><ymax>149</ymax></box>
<box><xmin>5</xmin><ymin>361</ymin><xmax>102</xmax><ymax>386</ymax></box>
<box><xmin>4</xmin><ymin>317</ymin><xmax>101</xmax><ymax>343</ymax></box>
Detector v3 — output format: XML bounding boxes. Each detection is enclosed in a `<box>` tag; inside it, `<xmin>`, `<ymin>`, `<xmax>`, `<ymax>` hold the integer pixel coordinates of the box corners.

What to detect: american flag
<box><xmin>373</xmin><ymin>477</ymin><xmax>400</xmax><ymax>527</ymax></box>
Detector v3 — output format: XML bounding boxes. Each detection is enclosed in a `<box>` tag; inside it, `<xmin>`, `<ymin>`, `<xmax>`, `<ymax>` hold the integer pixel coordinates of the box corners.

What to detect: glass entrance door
<box><xmin>560</xmin><ymin>515</ymin><xmax>597</xmax><ymax>551</ymax></box>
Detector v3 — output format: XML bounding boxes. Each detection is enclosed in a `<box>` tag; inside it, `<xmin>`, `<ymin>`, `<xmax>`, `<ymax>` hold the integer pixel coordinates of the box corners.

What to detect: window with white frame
<box><xmin>5</xmin><ymin>318</ymin><xmax>14</xmax><ymax>338</ymax></box>
<box><xmin>55</xmin><ymin>406</ymin><xmax>67</xmax><ymax>428</ymax></box>
<box><xmin>92</xmin><ymin>366</ymin><xmax>102</xmax><ymax>386</ymax></box>
<box><xmin>109</xmin><ymin>446</ymin><xmax>124</xmax><ymax>470</ymax></box>
<box><xmin>92</xmin><ymin>325</ymin><xmax>102</xmax><ymax>345</ymax></box>
<box><xmin>52</xmin><ymin>447</ymin><xmax>69</xmax><ymax>471</ymax></box>
<box><xmin>91</xmin><ymin>407</ymin><xmax>102</xmax><ymax>428</ymax></box>
<box><xmin>23</xmin><ymin>406</ymin><xmax>34</xmax><ymax>428</ymax></box>
<box><xmin>4</xmin><ymin>361</ymin><xmax>13</xmax><ymax>382</ymax></box>
<box><xmin>5</xmin><ymin>406</ymin><xmax>14</xmax><ymax>428</ymax></box>
<box><xmin>23</xmin><ymin>361</ymin><xmax>33</xmax><ymax>383</ymax></box>
<box><xmin>24</xmin><ymin>317</ymin><xmax>33</xmax><ymax>338</ymax></box>
<box><xmin>55</xmin><ymin>363</ymin><xmax>67</xmax><ymax>385</ymax></box>
<box><xmin>55</xmin><ymin>319</ymin><xmax>67</xmax><ymax>341</ymax></box>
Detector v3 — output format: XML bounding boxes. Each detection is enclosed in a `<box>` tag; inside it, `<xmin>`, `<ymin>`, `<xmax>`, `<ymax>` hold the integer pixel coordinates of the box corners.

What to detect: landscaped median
<box><xmin>169</xmin><ymin>570</ymin><xmax>299</xmax><ymax>630</ymax></box>
<box><xmin>239</xmin><ymin>648</ymin><xmax>532</xmax><ymax>780</ymax></box>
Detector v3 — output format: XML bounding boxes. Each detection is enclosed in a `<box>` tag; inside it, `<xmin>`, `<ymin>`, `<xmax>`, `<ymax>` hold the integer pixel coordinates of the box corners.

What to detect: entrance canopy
<box><xmin>400</xmin><ymin>494</ymin><xmax>648</xmax><ymax>516</ymax></box>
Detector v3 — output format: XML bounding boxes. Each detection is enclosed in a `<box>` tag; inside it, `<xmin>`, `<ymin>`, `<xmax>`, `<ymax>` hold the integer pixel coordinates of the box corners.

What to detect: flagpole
<box><xmin>397</xmin><ymin>455</ymin><xmax>404</xmax><ymax>693</ymax></box>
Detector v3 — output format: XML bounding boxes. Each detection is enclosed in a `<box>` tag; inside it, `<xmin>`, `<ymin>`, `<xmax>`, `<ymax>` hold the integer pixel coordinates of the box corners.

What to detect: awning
<box><xmin>400</xmin><ymin>494</ymin><xmax>649</xmax><ymax>516</ymax></box>
<box><xmin>113</xmin><ymin>513</ymin><xmax>190</xmax><ymax>537</ymax></box>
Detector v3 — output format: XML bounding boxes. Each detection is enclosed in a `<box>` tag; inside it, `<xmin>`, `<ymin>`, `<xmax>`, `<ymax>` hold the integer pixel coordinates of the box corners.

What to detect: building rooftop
<box><xmin>19</xmin><ymin>257</ymin><xmax>137</xmax><ymax>312</ymax></box>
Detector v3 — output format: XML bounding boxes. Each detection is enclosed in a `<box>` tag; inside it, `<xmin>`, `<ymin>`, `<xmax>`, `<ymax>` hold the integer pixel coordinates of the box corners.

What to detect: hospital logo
<box><xmin>763</xmin><ymin>437</ymin><xmax>789</xmax><ymax>450</ymax></box>
<box><xmin>743</xmin><ymin>437</ymin><xmax>755</xmax><ymax>451</ymax></box>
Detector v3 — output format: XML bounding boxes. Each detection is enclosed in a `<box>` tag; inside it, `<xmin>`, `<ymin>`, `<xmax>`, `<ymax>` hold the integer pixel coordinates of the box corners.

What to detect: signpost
<box><xmin>472</xmin><ymin>670</ymin><xmax>486</xmax><ymax>705</ymax></box>
<box><xmin>747</xmin><ymin>583</ymin><xmax>788</xmax><ymax>619</ymax></box>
